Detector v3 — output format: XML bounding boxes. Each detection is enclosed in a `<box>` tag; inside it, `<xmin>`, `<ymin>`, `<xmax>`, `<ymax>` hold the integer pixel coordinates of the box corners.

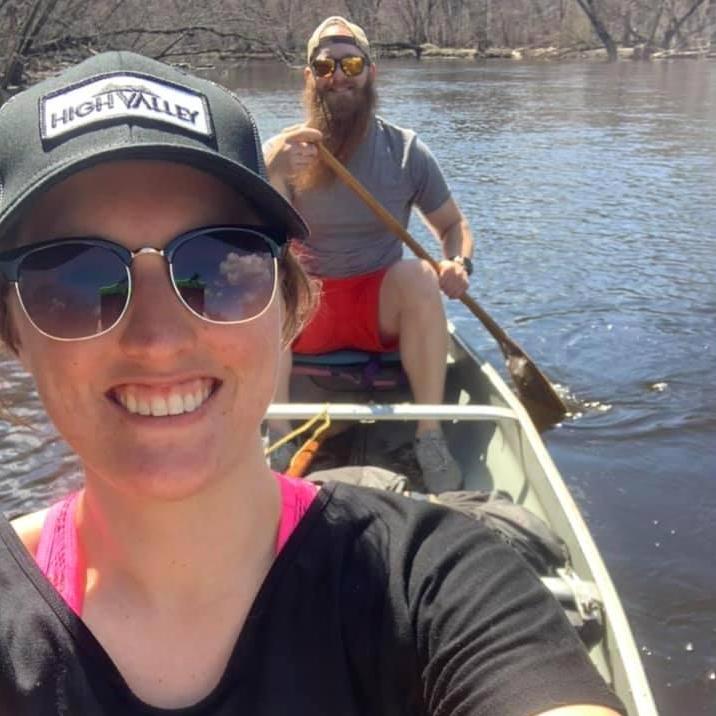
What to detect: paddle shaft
<box><xmin>285</xmin><ymin>438</ymin><xmax>322</xmax><ymax>477</ymax></box>
<box><xmin>316</xmin><ymin>143</ymin><xmax>567</xmax><ymax>428</ymax></box>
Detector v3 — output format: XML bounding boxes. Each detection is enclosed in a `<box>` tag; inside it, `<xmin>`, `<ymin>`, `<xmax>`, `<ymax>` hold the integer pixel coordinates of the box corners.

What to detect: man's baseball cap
<box><xmin>0</xmin><ymin>51</ymin><xmax>308</xmax><ymax>248</ymax></box>
<box><xmin>306</xmin><ymin>16</ymin><xmax>372</xmax><ymax>65</ymax></box>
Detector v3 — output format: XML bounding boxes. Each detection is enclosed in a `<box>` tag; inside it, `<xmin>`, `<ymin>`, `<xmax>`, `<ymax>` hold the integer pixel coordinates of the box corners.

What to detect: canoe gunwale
<box><xmin>266</xmin><ymin>403</ymin><xmax>518</xmax><ymax>422</ymax></box>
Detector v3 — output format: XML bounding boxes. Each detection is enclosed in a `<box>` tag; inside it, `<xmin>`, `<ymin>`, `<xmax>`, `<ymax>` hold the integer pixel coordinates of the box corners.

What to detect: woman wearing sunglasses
<box><xmin>0</xmin><ymin>52</ymin><xmax>624</xmax><ymax>716</ymax></box>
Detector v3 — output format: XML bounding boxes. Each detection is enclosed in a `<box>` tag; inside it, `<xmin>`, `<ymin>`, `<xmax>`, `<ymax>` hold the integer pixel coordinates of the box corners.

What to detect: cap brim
<box><xmin>0</xmin><ymin>143</ymin><xmax>308</xmax><ymax>248</ymax></box>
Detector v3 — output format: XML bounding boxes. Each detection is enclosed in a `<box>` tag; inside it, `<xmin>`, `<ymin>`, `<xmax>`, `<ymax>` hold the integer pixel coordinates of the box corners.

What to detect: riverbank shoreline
<box><xmin>4</xmin><ymin>42</ymin><xmax>712</xmax><ymax>98</ymax></box>
<box><xmin>377</xmin><ymin>42</ymin><xmax>716</xmax><ymax>62</ymax></box>
<box><xmin>192</xmin><ymin>43</ymin><xmax>716</xmax><ymax>67</ymax></box>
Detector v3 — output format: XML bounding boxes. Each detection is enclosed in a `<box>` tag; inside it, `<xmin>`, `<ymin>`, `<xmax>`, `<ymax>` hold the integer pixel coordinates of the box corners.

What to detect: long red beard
<box><xmin>295</xmin><ymin>76</ymin><xmax>377</xmax><ymax>192</ymax></box>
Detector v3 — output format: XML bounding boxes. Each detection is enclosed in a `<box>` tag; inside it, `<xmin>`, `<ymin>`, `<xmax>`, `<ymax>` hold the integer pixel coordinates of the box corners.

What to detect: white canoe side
<box><xmin>268</xmin><ymin>321</ymin><xmax>657</xmax><ymax>716</ymax></box>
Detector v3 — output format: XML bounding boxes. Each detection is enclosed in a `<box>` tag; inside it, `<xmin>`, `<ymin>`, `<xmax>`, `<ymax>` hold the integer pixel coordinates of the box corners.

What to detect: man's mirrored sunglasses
<box><xmin>0</xmin><ymin>225</ymin><xmax>286</xmax><ymax>341</ymax></box>
<box><xmin>311</xmin><ymin>55</ymin><xmax>366</xmax><ymax>78</ymax></box>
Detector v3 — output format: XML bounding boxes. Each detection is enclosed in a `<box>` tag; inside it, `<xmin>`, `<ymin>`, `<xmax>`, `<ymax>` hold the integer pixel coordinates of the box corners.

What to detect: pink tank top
<box><xmin>34</xmin><ymin>474</ymin><xmax>318</xmax><ymax>616</ymax></box>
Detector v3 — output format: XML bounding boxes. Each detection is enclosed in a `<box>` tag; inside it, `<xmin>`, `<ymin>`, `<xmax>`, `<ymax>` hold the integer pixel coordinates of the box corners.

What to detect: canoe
<box><xmin>267</xmin><ymin>321</ymin><xmax>658</xmax><ymax>716</ymax></box>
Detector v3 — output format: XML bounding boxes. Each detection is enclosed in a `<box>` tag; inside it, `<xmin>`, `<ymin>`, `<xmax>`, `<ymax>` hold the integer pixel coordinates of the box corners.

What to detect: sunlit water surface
<box><xmin>1</xmin><ymin>59</ymin><xmax>714</xmax><ymax>715</ymax></box>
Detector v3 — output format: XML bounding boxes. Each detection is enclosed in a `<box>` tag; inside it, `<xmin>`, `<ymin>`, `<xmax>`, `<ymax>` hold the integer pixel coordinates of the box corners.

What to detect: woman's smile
<box><xmin>109</xmin><ymin>377</ymin><xmax>219</xmax><ymax>418</ymax></box>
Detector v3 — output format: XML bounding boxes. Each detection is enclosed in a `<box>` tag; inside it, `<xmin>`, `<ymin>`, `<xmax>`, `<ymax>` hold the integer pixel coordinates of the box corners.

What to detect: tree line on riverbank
<box><xmin>1</xmin><ymin>0</ymin><xmax>715</xmax><ymax>96</ymax></box>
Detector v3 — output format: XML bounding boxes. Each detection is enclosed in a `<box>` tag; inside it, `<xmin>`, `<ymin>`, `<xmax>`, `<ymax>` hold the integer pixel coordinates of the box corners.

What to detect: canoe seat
<box><xmin>292</xmin><ymin>350</ymin><xmax>404</xmax><ymax>391</ymax></box>
<box><xmin>293</xmin><ymin>350</ymin><xmax>401</xmax><ymax>367</ymax></box>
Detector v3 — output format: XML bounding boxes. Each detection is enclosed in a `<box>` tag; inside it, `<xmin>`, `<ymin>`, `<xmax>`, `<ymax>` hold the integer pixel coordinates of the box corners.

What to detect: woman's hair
<box><xmin>279</xmin><ymin>247</ymin><xmax>318</xmax><ymax>346</ymax></box>
<box><xmin>0</xmin><ymin>278</ymin><xmax>17</xmax><ymax>353</ymax></box>
<box><xmin>0</xmin><ymin>278</ymin><xmax>19</xmax><ymax>423</ymax></box>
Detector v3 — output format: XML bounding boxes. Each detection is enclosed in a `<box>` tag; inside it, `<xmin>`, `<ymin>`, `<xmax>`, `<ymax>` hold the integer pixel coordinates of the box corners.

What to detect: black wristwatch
<box><xmin>450</xmin><ymin>255</ymin><xmax>473</xmax><ymax>277</ymax></box>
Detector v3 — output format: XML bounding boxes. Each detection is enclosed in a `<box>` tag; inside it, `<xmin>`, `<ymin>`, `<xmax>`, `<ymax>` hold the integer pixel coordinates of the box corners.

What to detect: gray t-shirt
<box><xmin>283</xmin><ymin>116</ymin><xmax>451</xmax><ymax>278</ymax></box>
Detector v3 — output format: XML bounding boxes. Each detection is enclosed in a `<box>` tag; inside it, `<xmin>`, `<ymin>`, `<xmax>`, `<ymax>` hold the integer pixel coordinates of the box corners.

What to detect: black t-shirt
<box><xmin>0</xmin><ymin>483</ymin><xmax>625</xmax><ymax>715</ymax></box>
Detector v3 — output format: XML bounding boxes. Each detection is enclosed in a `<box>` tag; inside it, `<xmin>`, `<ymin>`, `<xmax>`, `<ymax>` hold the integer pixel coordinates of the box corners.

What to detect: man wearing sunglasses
<box><xmin>265</xmin><ymin>16</ymin><xmax>475</xmax><ymax>492</ymax></box>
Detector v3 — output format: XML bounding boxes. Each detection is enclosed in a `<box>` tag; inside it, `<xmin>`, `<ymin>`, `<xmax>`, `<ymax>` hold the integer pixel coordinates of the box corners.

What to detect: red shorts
<box><xmin>293</xmin><ymin>268</ymin><xmax>399</xmax><ymax>355</ymax></box>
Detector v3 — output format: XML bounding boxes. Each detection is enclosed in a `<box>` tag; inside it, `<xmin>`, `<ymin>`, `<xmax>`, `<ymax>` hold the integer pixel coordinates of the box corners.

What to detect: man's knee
<box><xmin>385</xmin><ymin>259</ymin><xmax>440</xmax><ymax>301</ymax></box>
<box><xmin>379</xmin><ymin>260</ymin><xmax>444</xmax><ymax>336</ymax></box>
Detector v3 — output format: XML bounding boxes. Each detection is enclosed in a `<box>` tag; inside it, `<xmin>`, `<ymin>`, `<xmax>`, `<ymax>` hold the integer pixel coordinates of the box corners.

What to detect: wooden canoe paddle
<box><xmin>316</xmin><ymin>142</ymin><xmax>567</xmax><ymax>430</ymax></box>
<box><xmin>284</xmin><ymin>408</ymin><xmax>331</xmax><ymax>477</ymax></box>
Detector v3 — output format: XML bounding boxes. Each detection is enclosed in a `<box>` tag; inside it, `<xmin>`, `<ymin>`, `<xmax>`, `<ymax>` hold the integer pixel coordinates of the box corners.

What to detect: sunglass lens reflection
<box><xmin>340</xmin><ymin>56</ymin><xmax>365</xmax><ymax>77</ymax></box>
<box><xmin>19</xmin><ymin>244</ymin><xmax>129</xmax><ymax>339</ymax></box>
<box><xmin>312</xmin><ymin>58</ymin><xmax>335</xmax><ymax>77</ymax></box>
<box><xmin>171</xmin><ymin>230</ymin><xmax>275</xmax><ymax>323</ymax></box>
<box><xmin>313</xmin><ymin>56</ymin><xmax>365</xmax><ymax>78</ymax></box>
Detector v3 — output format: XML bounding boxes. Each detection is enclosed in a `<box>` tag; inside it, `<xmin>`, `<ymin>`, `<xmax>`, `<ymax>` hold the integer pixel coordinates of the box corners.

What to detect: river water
<box><xmin>0</xmin><ymin>59</ymin><xmax>714</xmax><ymax>714</ymax></box>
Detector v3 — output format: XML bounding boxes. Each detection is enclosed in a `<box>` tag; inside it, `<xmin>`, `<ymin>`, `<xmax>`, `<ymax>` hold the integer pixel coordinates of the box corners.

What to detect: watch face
<box><xmin>453</xmin><ymin>256</ymin><xmax>473</xmax><ymax>276</ymax></box>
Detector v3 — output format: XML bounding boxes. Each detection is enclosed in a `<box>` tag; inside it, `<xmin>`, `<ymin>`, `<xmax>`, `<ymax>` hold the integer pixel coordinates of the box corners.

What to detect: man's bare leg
<box><xmin>379</xmin><ymin>259</ymin><xmax>449</xmax><ymax>435</ymax></box>
<box><xmin>378</xmin><ymin>259</ymin><xmax>461</xmax><ymax>491</ymax></box>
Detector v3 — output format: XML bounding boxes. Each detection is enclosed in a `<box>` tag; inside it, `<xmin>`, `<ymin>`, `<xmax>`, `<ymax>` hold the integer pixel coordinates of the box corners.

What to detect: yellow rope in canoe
<box><xmin>264</xmin><ymin>405</ymin><xmax>331</xmax><ymax>460</ymax></box>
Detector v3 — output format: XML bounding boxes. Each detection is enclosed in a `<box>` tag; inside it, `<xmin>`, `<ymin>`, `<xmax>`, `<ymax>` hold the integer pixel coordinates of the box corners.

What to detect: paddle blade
<box><xmin>505</xmin><ymin>354</ymin><xmax>568</xmax><ymax>431</ymax></box>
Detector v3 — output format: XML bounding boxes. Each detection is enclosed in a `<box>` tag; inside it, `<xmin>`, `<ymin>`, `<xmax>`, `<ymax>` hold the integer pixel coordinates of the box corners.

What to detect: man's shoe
<box><xmin>414</xmin><ymin>430</ymin><xmax>463</xmax><ymax>493</ymax></box>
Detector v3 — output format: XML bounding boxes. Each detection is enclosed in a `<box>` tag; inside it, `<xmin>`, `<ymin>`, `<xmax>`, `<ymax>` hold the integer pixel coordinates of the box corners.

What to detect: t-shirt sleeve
<box><xmin>393</xmin><ymin>503</ymin><xmax>626</xmax><ymax>716</ymax></box>
<box><xmin>407</xmin><ymin>135</ymin><xmax>452</xmax><ymax>215</ymax></box>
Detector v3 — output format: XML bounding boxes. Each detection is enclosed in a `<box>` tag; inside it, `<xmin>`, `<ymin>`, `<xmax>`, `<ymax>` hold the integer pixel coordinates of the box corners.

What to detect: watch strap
<box><xmin>450</xmin><ymin>255</ymin><xmax>473</xmax><ymax>276</ymax></box>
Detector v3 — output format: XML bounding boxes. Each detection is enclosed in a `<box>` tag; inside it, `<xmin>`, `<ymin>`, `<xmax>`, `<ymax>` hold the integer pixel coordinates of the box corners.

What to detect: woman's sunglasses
<box><xmin>311</xmin><ymin>55</ymin><xmax>366</xmax><ymax>79</ymax></box>
<box><xmin>0</xmin><ymin>225</ymin><xmax>285</xmax><ymax>341</ymax></box>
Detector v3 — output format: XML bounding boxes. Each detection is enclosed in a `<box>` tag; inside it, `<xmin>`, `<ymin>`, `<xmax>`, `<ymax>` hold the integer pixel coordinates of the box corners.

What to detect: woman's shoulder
<box><xmin>10</xmin><ymin>507</ymin><xmax>50</xmax><ymax>556</ymax></box>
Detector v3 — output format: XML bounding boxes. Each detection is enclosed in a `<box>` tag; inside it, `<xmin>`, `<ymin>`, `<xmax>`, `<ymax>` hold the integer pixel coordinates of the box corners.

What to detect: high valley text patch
<box><xmin>40</xmin><ymin>72</ymin><xmax>213</xmax><ymax>142</ymax></box>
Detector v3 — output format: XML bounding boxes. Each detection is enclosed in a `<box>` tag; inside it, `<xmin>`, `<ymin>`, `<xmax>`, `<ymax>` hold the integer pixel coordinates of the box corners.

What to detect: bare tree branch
<box><xmin>2</xmin><ymin>0</ymin><xmax>61</xmax><ymax>88</ymax></box>
<box><xmin>3</xmin><ymin>0</ymin><xmax>714</xmax><ymax>91</ymax></box>
<box><xmin>573</xmin><ymin>0</ymin><xmax>618</xmax><ymax>60</ymax></box>
<box><xmin>662</xmin><ymin>0</ymin><xmax>708</xmax><ymax>48</ymax></box>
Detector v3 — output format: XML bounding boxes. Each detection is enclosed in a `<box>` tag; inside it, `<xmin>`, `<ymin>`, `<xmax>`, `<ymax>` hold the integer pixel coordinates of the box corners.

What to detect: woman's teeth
<box><xmin>113</xmin><ymin>379</ymin><xmax>214</xmax><ymax>417</ymax></box>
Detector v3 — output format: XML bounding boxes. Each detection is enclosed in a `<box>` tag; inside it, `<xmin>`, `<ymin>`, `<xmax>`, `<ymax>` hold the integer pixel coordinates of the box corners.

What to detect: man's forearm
<box><xmin>441</xmin><ymin>216</ymin><xmax>473</xmax><ymax>260</ymax></box>
<box><xmin>262</xmin><ymin>137</ymin><xmax>293</xmax><ymax>200</ymax></box>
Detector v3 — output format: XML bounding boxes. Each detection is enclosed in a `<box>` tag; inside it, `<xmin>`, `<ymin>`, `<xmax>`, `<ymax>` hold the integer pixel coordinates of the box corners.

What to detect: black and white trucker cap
<box><xmin>0</xmin><ymin>51</ymin><xmax>308</xmax><ymax>247</ymax></box>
